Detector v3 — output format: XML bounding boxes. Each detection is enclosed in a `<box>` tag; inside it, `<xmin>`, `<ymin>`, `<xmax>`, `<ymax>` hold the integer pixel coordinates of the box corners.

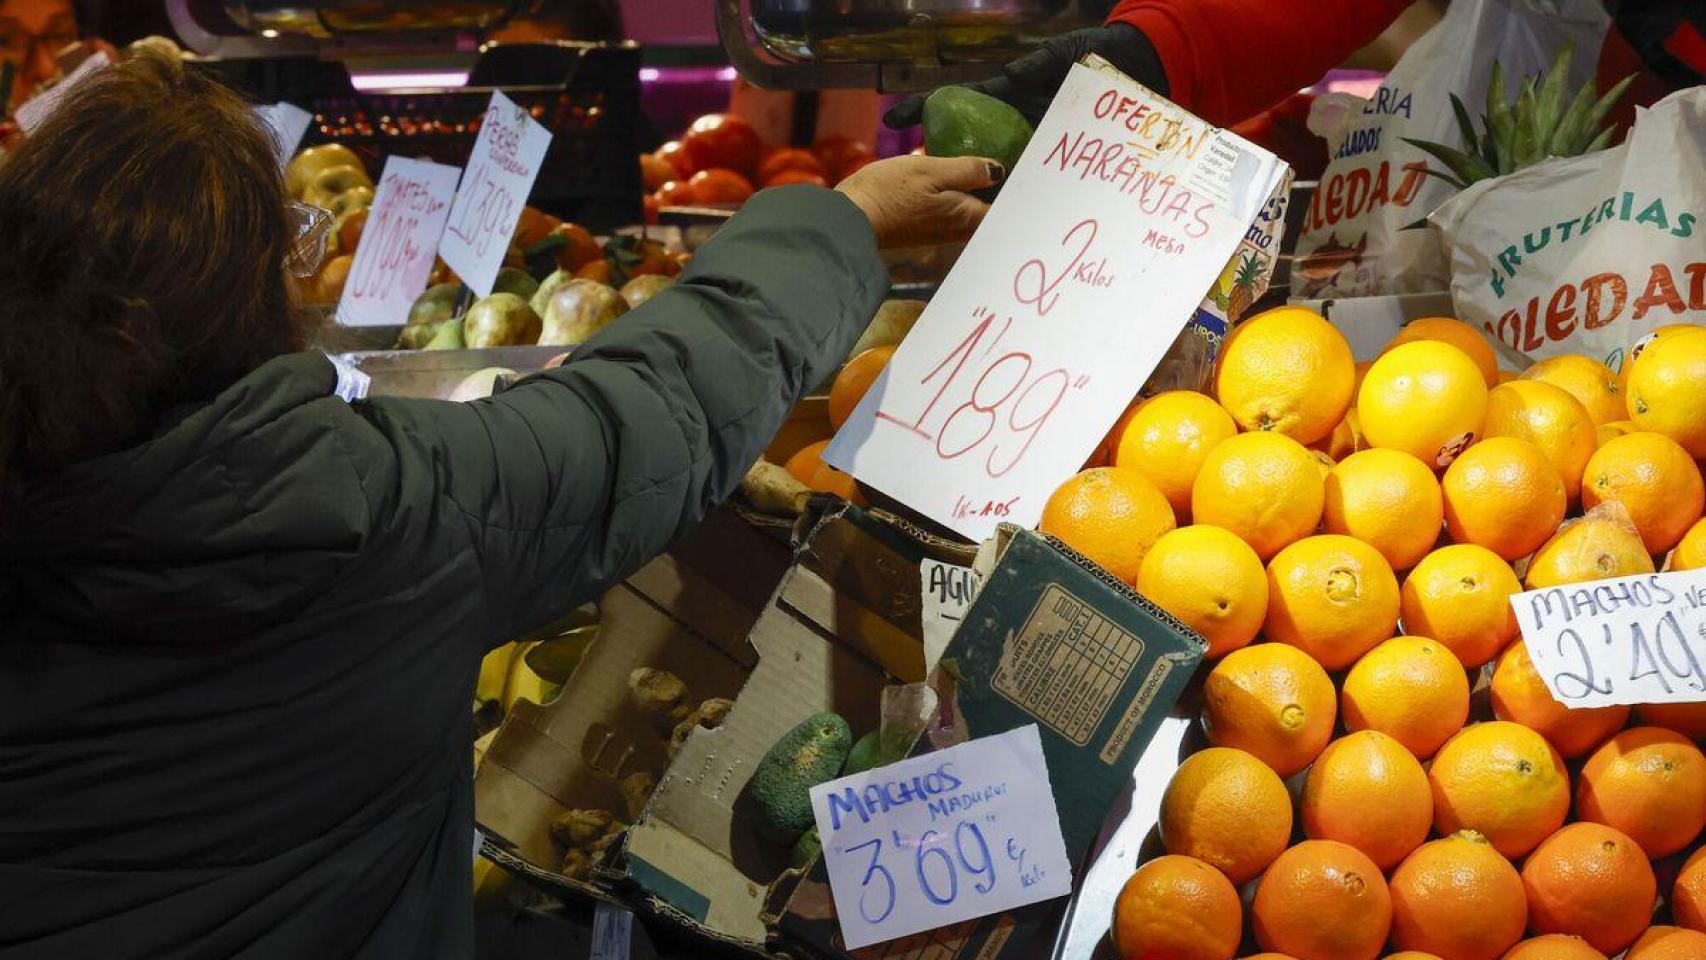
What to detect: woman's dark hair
<box><xmin>0</xmin><ymin>52</ymin><xmax>309</xmax><ymax>489</ymax></box>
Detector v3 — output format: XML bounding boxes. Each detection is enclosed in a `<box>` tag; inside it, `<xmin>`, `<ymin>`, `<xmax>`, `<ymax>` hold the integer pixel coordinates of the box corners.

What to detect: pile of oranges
<box><xmin>1036</xmin><ymin>310</ymin><xmax>1706</xmax><ymax>960</ymax></box>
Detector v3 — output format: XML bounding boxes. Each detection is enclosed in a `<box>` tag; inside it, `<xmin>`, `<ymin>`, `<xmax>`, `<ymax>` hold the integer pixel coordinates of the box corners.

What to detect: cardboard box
<box><xmin>475</xmin><ymin>504</ymin><xmax>1203</xmax><ymax>960</ymax></box>
<box><xmin>768</xmin><ymin>521</ymin><xmax>1204</xmax><ymax>960</ymax></box>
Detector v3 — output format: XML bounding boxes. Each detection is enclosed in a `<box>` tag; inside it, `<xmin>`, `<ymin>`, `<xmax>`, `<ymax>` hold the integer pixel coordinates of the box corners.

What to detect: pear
<box><xmin>304</xmin><ymin>164</ymin><xmax>373</xmax><ymax>209</ymax></box>
<box><xmin>530</xmin><ymin>268</ymin><xmax>572</xmax><ymax>317</ymax></box>
<box><xmin>327</xmin><ymin>185</ymin><xmax>374</xmax><ymax>218</ymax></box>
<box><xmin>448</xmin><ymin>366</ymin><xmax>518</xmax><ymax>403</ymax></box>
<box><xmin>539</xmin><ymin>280</ymin><xmax>628</xmax><ymax>346</ymax></box>
<box><xmin>286</xmin><ymin>143</ymin><xmax>363</xmax><ymax>199</ymax></box>
<box><xmin>462</xmin><ymin>293</ymin><xmax>541</xmax><ymax>348</ymax></box>
<box><xmin>619</xmin><ymin>274</ymin><xmax>673</xmax><ymax>310</ymax></box>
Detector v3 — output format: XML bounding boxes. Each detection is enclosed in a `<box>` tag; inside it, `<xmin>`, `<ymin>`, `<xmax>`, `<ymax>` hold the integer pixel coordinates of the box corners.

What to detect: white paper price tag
<box><xmin>589</xmin><ymin>903</ymin><xmax>633</xmax><ymax>960</ymax></box>
<box><xmin>826</xmin><ymin>60</ymin><xmax>1288</xmax><ymax>540</ymax></box>
<box><xmin>437</xmin><ymin>91</ymin><xmax>551</xmax><ymax>297</ymax></box>
<box><xmin>920</xmin><ymin>559</ymin><xmax>981</xmax><ymax>676</ymax></box>
<box><xmin>14</xmin><ymin>50</ymin><xmax>109</xmax><ymax>134</ymax></box>
<box><xmin>337</xmin><ymin>156</ymin><xmax>461</xmax><ymax>328</ymax></box>
<box><xmin>810</xmin><ymin>724</ymin><xmax>1072</xmax><ymax>950</ymax></box>
<box><xmin>1512</xmin><ymin>569</ymin><xmax>1706</xmax><ymax>708</ymax></box>
<box><xmin>256</xmin><ymin>103</ymin><xmax>313</xmax><ymax>169</ymax></box>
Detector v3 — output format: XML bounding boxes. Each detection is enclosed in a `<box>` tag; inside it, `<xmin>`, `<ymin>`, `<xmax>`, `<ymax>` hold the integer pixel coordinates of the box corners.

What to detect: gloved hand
<box><xmin>883</xmin><ymin>22</ymin><xmax>1168</xmax><ymax>130</ymax></box>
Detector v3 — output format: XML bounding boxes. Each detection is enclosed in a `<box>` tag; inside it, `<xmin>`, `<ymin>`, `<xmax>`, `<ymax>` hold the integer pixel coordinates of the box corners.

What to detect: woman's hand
<box><xmin>835</xmin><ymin>155</ymin><xmax>1001</xmax><ymax>249</ymax></box>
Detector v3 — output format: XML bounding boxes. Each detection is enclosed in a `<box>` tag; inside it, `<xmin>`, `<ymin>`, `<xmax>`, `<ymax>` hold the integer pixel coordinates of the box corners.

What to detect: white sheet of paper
<box><xmin>437</xmin><ymin>91</ymin><xmax>552</xmax><ymax>297</ymax></box>
<box><xmin>920</xmin><ymin>559</ymin><xmax>981</xmax><ymax>676</ymax></box>
<box><xmin>825</xmin><ymin>61</ymin><xmax>1287</xmax><ymax>540</ymax></box>
<box><xmin>336</xmin><ymin>156</ymin><xmax>461</xmax><ymax>328</ymax></box>
<box><xmin>810</xmin><ymin>724</ymin><xmax>1072</xmax><ymax>950</ymax></box>
<box><xmin>14</xmin><ymin>51</ymin><xmax>110</xmax><ymax>133</ymax></box>
<box><xmin>256</xmin><ymin>103</ymin><xmax>313</xmax><ymax>169</ymax></box>
<box><xmin>1512</xmin><ymin>569</ymin><xmax>1706</xmax><ymax>708</ymax></box>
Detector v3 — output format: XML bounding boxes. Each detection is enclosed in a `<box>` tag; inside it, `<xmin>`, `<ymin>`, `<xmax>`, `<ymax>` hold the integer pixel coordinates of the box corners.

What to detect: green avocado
<box><xmin>922</xmin><ymin>86</ymin><xmax>1035</xmax><ymax>174</ymax></box>
<box><xmin>752</xmin><ymin>712</ymin><xmax>852</xmax><ymax>843</ymax></box>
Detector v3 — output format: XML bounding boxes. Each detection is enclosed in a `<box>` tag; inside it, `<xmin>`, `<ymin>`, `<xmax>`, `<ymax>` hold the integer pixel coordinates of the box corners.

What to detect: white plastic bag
<box><xmin>1430</xmin><ymin>88</ymin><xmax>1706</xmax><ymax>369</ymax></box>
<box><xmin>1292</xmin><ymin>0</ymin><xmax>1609</xmax><ymax>298</ymax></box>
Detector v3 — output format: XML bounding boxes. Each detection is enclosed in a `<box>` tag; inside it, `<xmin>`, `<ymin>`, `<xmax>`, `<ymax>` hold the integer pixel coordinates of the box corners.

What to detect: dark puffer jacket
<box><xmin>0</xmin><ymin>186</ymin><xmax>886</xmax><ymax>959</ymax></box>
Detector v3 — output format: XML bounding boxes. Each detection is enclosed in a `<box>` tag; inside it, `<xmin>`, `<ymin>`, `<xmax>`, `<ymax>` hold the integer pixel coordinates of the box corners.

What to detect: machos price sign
<box><xmin>1513</xmin><ymin>568</ymin><xmax>1706</xmax><ymax>708</ymax></box>
<box><xmin>826</xmin><ymin>56</ymin><xmax>1290</xmax><ymax>540</ymax></box>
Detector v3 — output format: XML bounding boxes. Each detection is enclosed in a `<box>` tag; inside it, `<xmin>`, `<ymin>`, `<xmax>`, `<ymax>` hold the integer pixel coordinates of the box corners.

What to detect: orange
<box><xmin>1626</xmin><ymin>326</ymin><xmax>1706</xmax><ymax>457</ymax></box>
<box><xmin>1525</xmin><ymin>510</ymin><xmax>1656</xmax><ymax>588</ymax></box>
<box><xmin>1675</xmin><ymin>518</ymin><xmax>1706</xmax><ymax>570</ymax></box>
<box><xmin>1387</xmin><ymin>954</ymin><xmax>1447</xmax><ymax>960</ymax></box>
<box><xmin>1191</xmin><ymin>432</ymin><xmax>1326</xmax><ymax>561</ymax></box>
<box><xmin>1159</xmin><ymin>746</ymin><xmax>1292</xmax><ymax>884</ymax></box>
<box><xmin>827</xmin><ymin>345</ymin><xmax>894</xmax><ymax>430</ymax></box>
<box><xmin>1137</xmin><ymin>526</ymin><xmax>1268</xmax><ymax>658</ymax></box>
<box><xmin>1595</xmin><ymin>419</ymin><xmax>1637</xmax><ymax>447</ymax></box>
<box><xmin>1627</xmin><ymin>926</ymin><xmax>1706</xmax><ymax>960</ymax></box>
<box><xmin>1399</xmin><ymin>545</ymin><xmax>1522</xmax><ymax>669</ymax></box>
<box><xmin>1441</xmin><ymin>437</ymin><xmax>1567</xmax><ymax>561</ymax></box>
<box><xmin>1308</xmin><ymin>414</ymin><xmax>1359</xmax><ymax>462</ymax></box>
<box><xmin>1581</xmin><ymin>432</ymin><xmax>1705</xmax><ymax>554</ymax></box>
<box><xmin>1215</xmin><ymin>306</ymin><xmax>1356</xmax><ymax>444</ymax></box>
<box><xmin>1113</xmin><ymin>391</ymin><xmax>1239</xmax><ymax>520</ymax></box>
<box><xmin>1489</xmin><ymin>641</ymin><xmax>1628</xmax><ymax>759</ymax></box>
<box><xmin>1040</xmin><ymin>467</ymin><xmax>1176</xmax><ymax>585</ymax></box>
<box><xmin>1387</xmin><ymin>317</ymin><xmax>1501</xmax><ymax>389</ymax></box>
<box><xmin>1635</xmin><ymin>700</ymin><xmax>1706</xmax><ymax>739</ymax></box>
<box><xmin>1521</xmin><ymin>822</ymin><xmax>1656</xmax><ymax>955</ymax></box>
<box><xmin>1202</xmin><ymin>644</ymin><xmax>1337</xmax><ymax>777</ymax></box>
<box><xmin>1389</xmin><ymin>831</ymin><xmax>1527</xmax><ymax>960</ymax></box>
<box><xmin>782</xmin><ymin>439</ymin><xmax>859</xmax><ymax>500</ymax></box>
<box><xmin>1359</xmin><ymin>341</ymin><xmax>1490</xmax><ymax>469</ymax></box>
<box><xmin>1525</xmin><ymin>355</ymin><xmax>1626</xmax><ymax>427</ymax></box>
<box><xmin>1673</xmin><ymin>846</ymin><xmax>1706</xmax><ymax>933</ymax></box>
<box><xmin>1429</xmin><ymin>721</ymin><xmax>1570</xmax><ymax>858</ymax></box>
<box><xmin>1577</xmin><ymin>726</ymin><xmax>1706</xmax><ymax>858</ymax></box>
<box><xmin>1500</xmin><ymin>935</ymin><xmax>1607</xmax><ymax>959</ymax></box>
<box><xmin>1323</xmin><ymin>449</ymin><xmax>1444</xmax><ymax>571</ymax></box>
<box><xmin>1251</xmin><ymin>840</ymin><xmax>1392</xmax><ymax>960</ymax></box>
<box><xmin>1264</xmin><ymin>535</ymin><xmax>1399</xmax><ymax>670</ymax></box>
<box><xmin>1111</xmin><ymin>854</ymin><xmax>1242</xmax><ymax>960</ymax></box>
<box><xmin>1619</xmin><ymin>322</ymin><xmax>1701</xmax><ymax>377</ymax></box>
<box><xmin>1483</xmin><ymin>380</ymin><xmax>1597</xmax><ymax>502</ymax></box>
<box><xmin>1300</xmin><ymin>731</ymin><xmax>1432</xmax><ymax>870</ymax></box>
<box><xmin>1341</xmin><ymin>637</ymin><xmax>1469</xmax><ymax>759</ymax></box>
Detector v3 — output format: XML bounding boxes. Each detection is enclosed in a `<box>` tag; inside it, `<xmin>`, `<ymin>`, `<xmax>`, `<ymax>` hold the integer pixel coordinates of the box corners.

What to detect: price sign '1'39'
<box><xmin>337</xmin><ymin>156</ymin><xmax>461</xmax><ymax>328</ymax></box>
<box><xmin>826</xmin><ymin>57</ymin><xmax>1290</xmax><ymax>541</ymax></box>
<box><xmin>437</xmin><ymin>91</ymin><xmax>552</xmax><ymax>297</ymax></box>
<box><xmin>1513</xmin><ymin>568</ymin><xmax>1706</xmax><ymax>709</ymax></box>
<box><xmin>810</xmin><ymin>724</ymin><xmax>1072</xmax><ymax>950</ymax></box>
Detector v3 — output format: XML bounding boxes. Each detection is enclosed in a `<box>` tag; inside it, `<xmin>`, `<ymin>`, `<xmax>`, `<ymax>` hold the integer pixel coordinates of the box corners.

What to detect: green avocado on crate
<box><xmin>922</xmin><ymin>87</ymin><xmax>1034</xmax><ymax>174</ymax></box>
<box><xmin>752</xmin><ymin>712</ymin><xmax>853</xmax><ymax>843</ymax></box>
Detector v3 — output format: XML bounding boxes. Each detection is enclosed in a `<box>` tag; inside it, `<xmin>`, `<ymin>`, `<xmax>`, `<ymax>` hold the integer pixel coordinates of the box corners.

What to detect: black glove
<box><xmin>883</xmin><ymin>22</ymin><xmax>1169</xmax><ymax>130</ymax></box>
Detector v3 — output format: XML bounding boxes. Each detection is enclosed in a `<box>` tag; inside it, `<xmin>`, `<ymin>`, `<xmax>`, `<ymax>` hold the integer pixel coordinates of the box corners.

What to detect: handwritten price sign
<box><xmin>827</xmin><ymin>58</ymin><xmax>1288</xmax><ymax>540</ymax></box>
<box><xmin>1513</xmin><ymin>569</ymin><xmax>1706</xmax><ymax>708</ymax></box>
<box><xmin>438</xmin><ymin>91</ymin><xmax>552</xmax><ymax>297</ymax></box>
<box><xmin>810</xmin><ymin>724</ymin><xmax>1071</xmax><ymax>950</ymax></box>
<box><xmin>336</xmin><ymin>156</ymin><xmax>461</xmax><ymax>328</ymax></box>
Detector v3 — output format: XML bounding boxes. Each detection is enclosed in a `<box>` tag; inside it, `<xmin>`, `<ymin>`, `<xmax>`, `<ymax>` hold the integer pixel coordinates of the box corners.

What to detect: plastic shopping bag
<box><xmin>1292</xmin><ymin>0</ymin><xmax>1609</xmax><ymax>299</ymax></box>
<box><xmin>1430</xmin><ymin>88</ymin><xmax>1706</xmax><ymax>369</ymax></box>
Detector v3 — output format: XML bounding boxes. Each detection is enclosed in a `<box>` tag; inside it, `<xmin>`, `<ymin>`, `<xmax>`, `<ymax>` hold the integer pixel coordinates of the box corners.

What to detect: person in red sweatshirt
<box><xmin>886</xmin><ymin>0</ymin><xmax>1701</xmax><ymax>176</ymax></box>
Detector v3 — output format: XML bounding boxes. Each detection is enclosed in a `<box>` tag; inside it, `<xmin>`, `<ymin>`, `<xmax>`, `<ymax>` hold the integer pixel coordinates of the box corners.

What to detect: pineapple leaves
<box><xmin>1547</xmin><ymin>79</ymin><xmax>1599</xmax><ymax>157</ymax></box>
<box><xmin>1450</xmin><ymin>94</ymin><xmax>1481</xmax><ymax>156</ymax></box>
<box><xmin>1400</xmin><ymin>136</ymin><xmax>1488</xmax><ymax>189</ymax></box>
<box><xmin>1580</xmin><ymin>74</ymin><xmax>1636</xmax><ymax>152</ymax></box>
<box><xmin>1532</xmin><ymin>40</ymin><xmax>1575</xmax><ymax>151</ymax></box>
<box><xmin>1487</xmin><ymin>61</ymin><xmax>1517</xmax><ymax>174</ymax></box>
<box><xmin>1512</xmin><ymin>77</ymin><xmax>1542</xmax><ymax>170</ymax></box>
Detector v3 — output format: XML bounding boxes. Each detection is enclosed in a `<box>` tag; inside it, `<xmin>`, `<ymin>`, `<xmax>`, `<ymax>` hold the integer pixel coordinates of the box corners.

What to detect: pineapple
<box><xmin>1226</xmin><ymin>252</ymin><xmax>1264</xmax><ymax>323</ymax></box>
<box><xmin>1403</xmin><ymin>41</ymin><xmax>1634</xmax><ymax>190</ymax></box>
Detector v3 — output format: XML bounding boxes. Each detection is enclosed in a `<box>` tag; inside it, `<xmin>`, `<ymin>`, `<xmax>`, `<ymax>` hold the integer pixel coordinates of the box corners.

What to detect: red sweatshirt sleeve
<box><xmin>1106</xmin><ymin>0</ymin><xmax>1414</xmax><ymax>127</ymax></box>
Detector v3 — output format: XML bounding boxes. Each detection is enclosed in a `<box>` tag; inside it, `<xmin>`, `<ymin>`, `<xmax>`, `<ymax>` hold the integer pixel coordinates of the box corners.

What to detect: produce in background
<box><xmin>462</xmin><ymin>293</ymin><xmax>541</xmax><ymax>349</ymax></box>
<box><xmin>618</xmin><ymin>274</ymin><xmax>673</xmax><ymax>310</ymax></box>
<box><xmin>1340</xmin><ymin>636</ymin><xmax>1469</xmax><ymax>760</ymax></box>
<box><xmin>539</xmin><ymin>279</ymin><xmax>628</xmax><ymax>346</ymax></box>
<box><xmin>826</xmin><ymin>346</ymin><xmax>894</xmax><ymax>431</ymax></box>
<box><xmin>783</xmin><ymin>440</ymin><xmax>859</xmax><ymax>502</ymax></box>
<box><xmin>1250</xmin><ymin>840</ymin><xmax>1391</xmax><ymax>960</ymax></box>
<box><xmin>1300</xmin><ymin>730</ymin><xmax>1432</xmax><ymax>872</ymax></box>
<box><xmin>1522</xmin><ymin>822</ymin><xmax>1655</xmax><ymax>955</ymax></box>
<box><xmin>1039</xmin><ymin>467</ymin><xmax>1175</xmax><ymax>585</ymax></box>
<box><xmin>446</xmin><ymin>366</ymin><xmax>516</xmax><ymax>403</ymax></box>
<box><xmin>1387</xmin><ymin>830</ymin><xmax>1528</xmax><ymax>960</ymax></box>
<box><xmin>398</xmin><ymin>283</ymin><xmax>462</xmax><ymax>349</ymax></box>
<box><xmin>1482</xmin><ymin>379</ymin><xmax>1597</xmax><ymax>503</ymax></box>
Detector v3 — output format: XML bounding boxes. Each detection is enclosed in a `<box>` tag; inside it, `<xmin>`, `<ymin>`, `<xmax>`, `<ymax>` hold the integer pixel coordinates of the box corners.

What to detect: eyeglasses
<box><xmin>285</xmin><ymin>200</ymin><xmax>332</xmax><ymax>279</ymax></box>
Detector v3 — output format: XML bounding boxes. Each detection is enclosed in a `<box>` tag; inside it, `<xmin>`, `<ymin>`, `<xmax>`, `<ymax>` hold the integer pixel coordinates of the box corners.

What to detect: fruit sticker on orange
<box><xmin>437</xmin><ymin>91</ymin><xmax>552</xmax><ymax>297</ymax></box>
<box><xmin>337</xmin><ymin>156</ymin><xmax>461</xmax><ymax>328</ymax></box>
<box><xmin>810</xmin><ymin>724</ymin><xmax>1072</xmax><ymax>950</ymax></box>
<box><xmin>826</xmin><ymin>56</ymin><xmax>1290</xmax><ymax>541</ymax></box>
<box><xmin>1512</xmin><ymin>568</ymin><xmax>1706</xmax><ymax>708</ymax></box>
